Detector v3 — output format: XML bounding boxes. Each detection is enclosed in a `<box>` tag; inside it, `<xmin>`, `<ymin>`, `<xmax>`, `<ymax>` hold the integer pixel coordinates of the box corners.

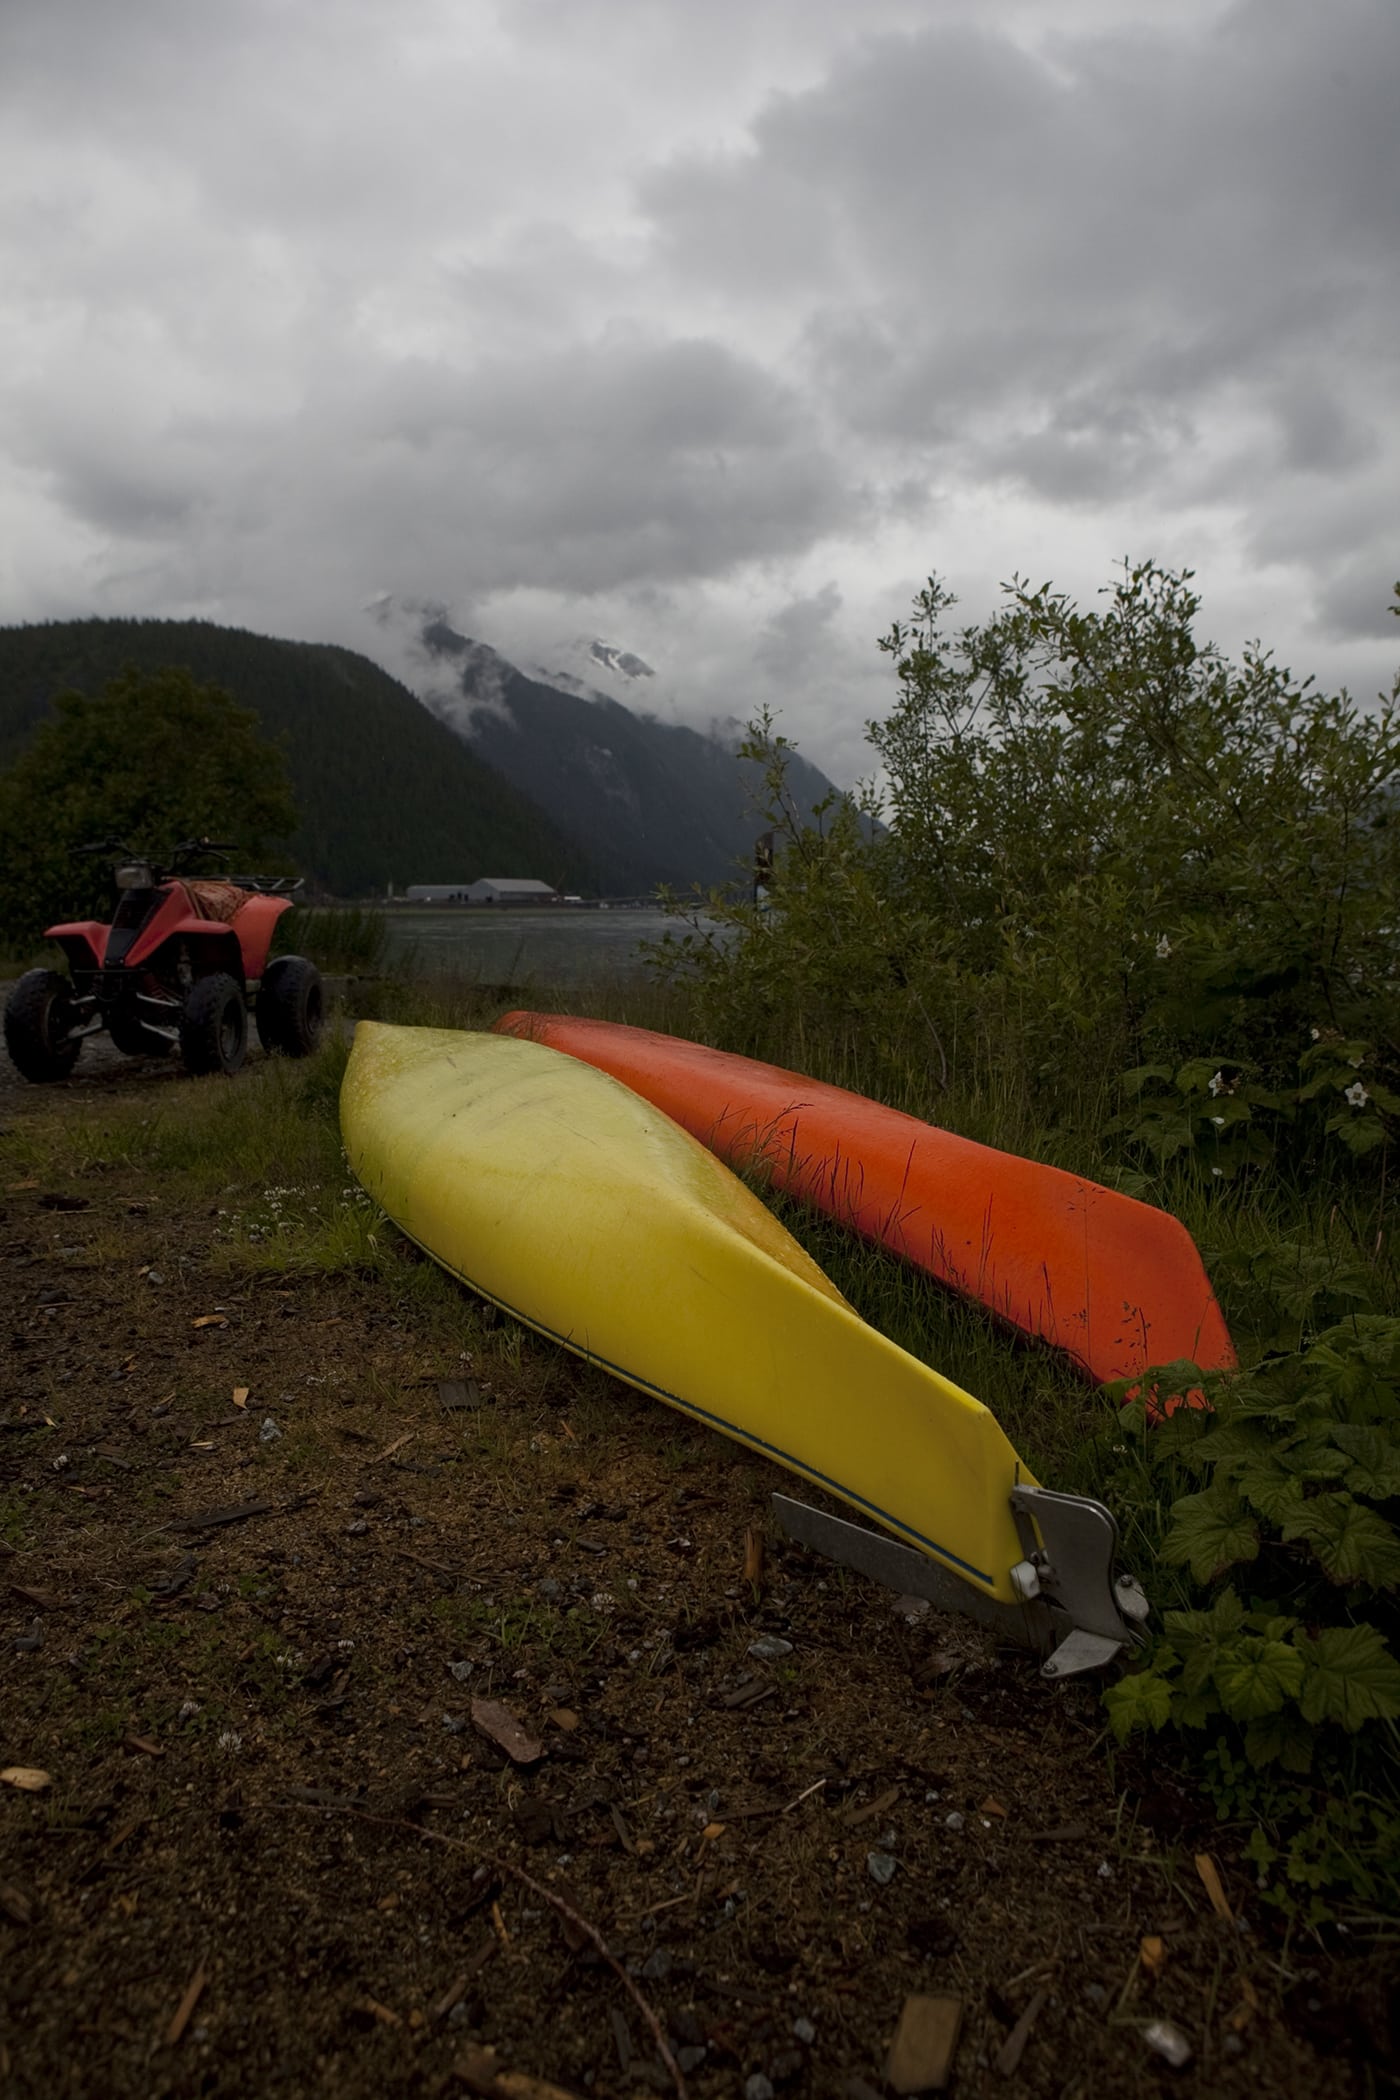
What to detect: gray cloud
<box><xmin>643</xmin><ymin>1</ymin><xmax>1400</xmax><ymax>522</ymax></box>
<box><xmin>0</xmin><ymin>0</ymin><xmax>1394</xmax><ymax>785</ymax></box>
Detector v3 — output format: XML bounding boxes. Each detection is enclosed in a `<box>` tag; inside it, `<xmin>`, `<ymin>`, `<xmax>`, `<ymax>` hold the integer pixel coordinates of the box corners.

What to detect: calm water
<box><xmin>379</xmin><ymin>906</ymin><xmax>707</xmax><ymax>985</ymax></box>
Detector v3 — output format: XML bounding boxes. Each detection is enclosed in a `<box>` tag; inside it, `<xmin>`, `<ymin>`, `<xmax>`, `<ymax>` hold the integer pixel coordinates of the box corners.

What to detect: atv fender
<box><xmin>44</xmin><ymin>922</ymin><xmax>107</xmax><ymax>971</ymax></box>
<box><xmin>42</xmin><ymin>928</ymin><xmax>107</xmax><ymax>974</ymax></box>
<box><xmin>229</xmin><ymin>894</ymin><xmax>293</xmax><ymax>981</ymax></box>
<box><xmin>126</xmin><ymin>914</ymin><xmax>240</xmax><ymax>975</ymax></box>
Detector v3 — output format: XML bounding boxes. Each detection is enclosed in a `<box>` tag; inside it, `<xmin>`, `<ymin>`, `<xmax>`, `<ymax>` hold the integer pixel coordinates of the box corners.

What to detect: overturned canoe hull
<box><xmin>493</xmin><ymin>1013</ymin><xmax>1236</xmax><ymax>1395</ymax></box>
<box><xmin>340</xmin><ymin>1022</ymin><xmax>1039</xmax><ymax>1605</ymax></box>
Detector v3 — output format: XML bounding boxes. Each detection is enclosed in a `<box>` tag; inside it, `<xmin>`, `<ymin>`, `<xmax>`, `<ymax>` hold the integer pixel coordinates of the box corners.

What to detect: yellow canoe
<box><xmin>341</xmin><ymin>1021</ymin><xmax>1039</xmax><ymax>1605</ymax></box>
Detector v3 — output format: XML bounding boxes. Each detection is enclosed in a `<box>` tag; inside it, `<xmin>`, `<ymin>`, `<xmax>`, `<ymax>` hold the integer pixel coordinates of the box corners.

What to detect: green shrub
<box><xmin>654</xmin><ymin>562</ymin><xmax>1400</xmax><ymax>1112</ymax></box>
<box><xmin>1102</xmin><ymin>1319</ymin><xmax>1400</xmax><ymax>1918</ymax></box>
<box><xmin>649</xmin><ymin>558</ymin><xmax>1400</xmax><ymax>1917</ymax></box>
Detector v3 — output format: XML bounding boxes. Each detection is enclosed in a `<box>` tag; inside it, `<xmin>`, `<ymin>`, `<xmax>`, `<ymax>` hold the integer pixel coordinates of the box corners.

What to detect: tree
<box><xmin>0</xmin><ymin>664</ymin><xmax>298</xmax><ymax>947</ymax></box>
<box><xmin>654</xmin><ymin>561</ymin><xmax>1400</xmax><ymax>1112</ymax></box>
<box><xmin>870</xmin><ymin>561</ymin><xmax>1400</xmax><ymax>1065</ymax></box>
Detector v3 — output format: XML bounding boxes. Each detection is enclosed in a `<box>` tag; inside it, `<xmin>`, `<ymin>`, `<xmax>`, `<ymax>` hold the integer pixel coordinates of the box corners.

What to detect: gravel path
<box><xmin>0</xmin><ymin>977</ymin><xmax>351</xmax><ymax>1107</ymax></box>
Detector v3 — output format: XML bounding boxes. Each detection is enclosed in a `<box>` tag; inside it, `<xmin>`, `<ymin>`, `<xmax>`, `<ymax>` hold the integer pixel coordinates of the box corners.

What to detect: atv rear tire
<box><xmin>256</xmin><ymin>956</ymin><xmax>324</xmax><ymax>1058</ymax></box>
<box><xmin>3</xmin><ymin>969</ymin><xmax>83</xmax><ymax>1083</ymax></box>
<box><xmin>180</xmin><ymin>973</ymin><xmax>247</xmax><ymax>1077</ymax></box>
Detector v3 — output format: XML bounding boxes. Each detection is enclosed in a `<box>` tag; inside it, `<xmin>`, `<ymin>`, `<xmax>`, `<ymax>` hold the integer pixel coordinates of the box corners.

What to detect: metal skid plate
<box><xmin>773</xmin><ymin>1484</ymin><xmax>1149</xmax><ymax>1681</ymax></box>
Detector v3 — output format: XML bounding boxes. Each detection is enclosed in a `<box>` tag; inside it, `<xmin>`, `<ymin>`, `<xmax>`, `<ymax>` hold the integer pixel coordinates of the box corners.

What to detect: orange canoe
<box><xmin>493</xmin><ymin>1012</ymin><xmax>1236</xmax><ymax>1398</ymax></box>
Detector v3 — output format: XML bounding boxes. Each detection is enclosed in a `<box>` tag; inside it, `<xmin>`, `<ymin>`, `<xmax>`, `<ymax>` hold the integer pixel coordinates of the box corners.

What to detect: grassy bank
<box><xmin>20</xmin><ymin>1022</ymin><xmax>1371</xmax><ymax>2098</ymax></box>
<box><xmin>6</xmin><ymin>940</ymin><xmax>1399</xmax><ymax>1929</ymax></box>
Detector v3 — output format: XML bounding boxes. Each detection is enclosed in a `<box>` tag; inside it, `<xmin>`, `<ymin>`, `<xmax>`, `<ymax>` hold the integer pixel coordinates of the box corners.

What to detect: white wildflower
<box><xmin>1210</xmin><ymin>1115</ymin><xmax>1226</xmax><ymax>1128</ymax></box>
<box><xmin>1155</xmin><ymin>935</ymin><xmax>1172</xmax><ymax>960</ymax></box>
<box><xmin>1311</xmin><ymin>1027</ymin><xmax>1321</xmax><ymax>1040</ymax></box>
<box><xmin>217</xmin><ymin>1729</ymin><xmax>243</xmax><ymax>1754</ymax></box>
<box><xmin>1345</xmin><ymin>1081</ymin><xmax>1370</xmax><ymax>1109</ymax></box>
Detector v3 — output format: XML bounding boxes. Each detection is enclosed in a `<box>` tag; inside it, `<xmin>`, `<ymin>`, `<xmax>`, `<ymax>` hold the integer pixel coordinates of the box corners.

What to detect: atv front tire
<box><xmin>180</xmin><ymin>973</ymin><xmax>247</xmax><ymax>1077</ymax></box>
<box><xmin>256</xmin><ymin>956</ymin><xmax>324</xmax><ymax>1058</ymax></box>
<box><xmin>3</xmin><ymin>969</ymin><xmax>83</xmax><ymax>1083</ymax></box>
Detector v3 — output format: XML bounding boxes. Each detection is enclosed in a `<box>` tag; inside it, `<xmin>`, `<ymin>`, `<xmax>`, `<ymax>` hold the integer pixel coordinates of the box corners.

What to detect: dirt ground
<box><xmin>1</xmin><ymin>1037</ymin><xmax>1396</xmax><ymax>2098</ymax></box>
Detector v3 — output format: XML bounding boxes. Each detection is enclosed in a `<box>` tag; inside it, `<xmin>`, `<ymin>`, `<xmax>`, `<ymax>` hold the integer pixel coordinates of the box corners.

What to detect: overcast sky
<box><xmin>2</xmin><ymin>0</ymin><xmax>1396</xmax><ymax>786</ymax></box>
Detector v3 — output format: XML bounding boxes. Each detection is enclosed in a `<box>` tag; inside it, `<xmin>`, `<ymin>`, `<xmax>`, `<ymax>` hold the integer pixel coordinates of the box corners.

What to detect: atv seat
<box><xmin>185</xmin><ymin>880</ymin><xmax>250</xmax><ymax>924</ymax></box>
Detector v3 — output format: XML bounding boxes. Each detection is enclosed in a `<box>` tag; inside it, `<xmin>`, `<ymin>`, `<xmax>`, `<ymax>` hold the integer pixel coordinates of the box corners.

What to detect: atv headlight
<box><xmin>115</xmin><ymin>861</ymin><xmax>154</xmax><ymax>890</ymax></box>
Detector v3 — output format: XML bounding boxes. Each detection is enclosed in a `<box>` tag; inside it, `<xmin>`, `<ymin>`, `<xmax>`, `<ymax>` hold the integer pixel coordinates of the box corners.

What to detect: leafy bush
<box><xmin>1106</xmin><ymin>1035</ymin><xmax>1400</xmax><ymax>1183</ymax></box>
<box><xmin>649</xmin><ymin>558</ymin><xmax>1400</xmax><ymax>1916</ymax></box>
<box><xmin>655</xmin><ymin>562</ymin><xmax>1400</xmax><ymax>1112</ymax></box>
<box><xmin>1103</xmin><ymin>1319</ymin><xmax>1400</xmax><ymax>1917</ymax></box>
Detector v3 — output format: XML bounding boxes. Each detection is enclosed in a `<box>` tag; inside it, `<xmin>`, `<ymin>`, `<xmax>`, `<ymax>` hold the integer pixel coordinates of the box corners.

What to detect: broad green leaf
<box><xmin>1330</xmin><ymin>1424</ymin><xmax>1400</xmax><ymax>1502</ymax></box>
<box><xmin>1235</xmin><ymin>1459</ymin><xmax>1305</xmax><ymax>1524</ymax></box>
<box><xmin>1244</xmin><ymin>1711</ymin><xmax>1315</xmax><ymax>1775</ymax></box>
<box><xmin>1104</xmin><ymin>1671</ymin><xmax>1174</xmax><ymax>1742</ymax></box>
<box><xmin>1252</xmin><ymin>1613</ymin><xmax>1300</xmax><ymax>1644</ymax></box>
<box><xmin>1163</xmin><ymin>1491</ymin><xmax>1260</xmax><ymax>1583</ymax></box>
<box><xmin>1278</xmin><ymin>1497</ymin><xmax>1400</xmax><ymax>1588</ymax></box>
<box><xmin>1279</xmin><ymin>1439</ymin><xmax>1353</xmax><ymax>1483</ymax></box>
<box><xmin>1298</xmin><ymin>1625</ymin><xmax>1400</xmax><ymax>1731</ymax></box>
<box><xmin>1174</xmin><ymin>1686</ymin><xmax>1221</xmax><ymax>1729</ymax></box>
<box><xmin>1213</xmin><ymin>1638</ymin><xmax>1306</xmax><ymax>1721</ymax></box>
<box><xmin>1120</xmin><ymin>1064</ymin><xmax>1174</xmax><ymax>1096</ymax></box>
<box><xmin>1163</xmin><ymin>1589</ymin><xmax>1247</xmax><ymax>1644</ymax></box>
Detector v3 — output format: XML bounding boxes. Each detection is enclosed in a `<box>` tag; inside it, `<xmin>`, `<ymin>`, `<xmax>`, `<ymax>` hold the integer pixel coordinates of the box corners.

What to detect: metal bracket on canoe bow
<box><xmin>772</xmin><ymin>1486</ymin><xmax>1148</xmax><ymax>1680</ymax></box>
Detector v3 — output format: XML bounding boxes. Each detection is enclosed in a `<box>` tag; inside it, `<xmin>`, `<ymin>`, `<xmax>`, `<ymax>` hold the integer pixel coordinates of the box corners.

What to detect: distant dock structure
<box><xmin>403</xmin><ymin>879</ymin><xmax>562</xmax><ymax>906</ymax></box>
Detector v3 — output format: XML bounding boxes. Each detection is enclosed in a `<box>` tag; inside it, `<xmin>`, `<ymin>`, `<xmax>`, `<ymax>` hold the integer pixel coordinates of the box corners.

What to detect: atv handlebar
<box><xmin>74</xmin><ymin>837</ymin><xmax>298</xmax><ymax>890</ymax></box>
<box><xmin>169</xmin><ymin>837</ymin><xmax>237</xmax><ymax>870</ymax></box>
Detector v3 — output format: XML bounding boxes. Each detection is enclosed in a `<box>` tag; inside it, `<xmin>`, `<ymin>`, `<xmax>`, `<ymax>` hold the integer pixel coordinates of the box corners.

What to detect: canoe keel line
<box><xmin>341</xmin><ymin>1024</ymin><xmax>1148</xmax><ymax>1678</ymax></box>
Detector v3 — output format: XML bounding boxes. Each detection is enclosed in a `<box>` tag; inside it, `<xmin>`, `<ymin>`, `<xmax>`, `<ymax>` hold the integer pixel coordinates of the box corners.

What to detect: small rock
<box><xmin>448</xmin><ymin>1660</ymin><xmax>474</xmax><ymax>1682</ymax></box>
<box><xmin>146</xmin><ymin>1270</ymin><xmax>165</xmax><ymax>1287</ymax></box>
<box><xmin>345</xmin><ymin>1519</ymin><xmax>369</xmax><ymax>1537</ymax></box>
<box><xmin>1143</xmin><ymin>2018</ymin><xmax>1192</xmax><ymax>2068</ymax></box>
<box><xmin>867</xmin><ymin>1850</ymin><xmax>898</xmax><ymax>1886</ymax></box>
<box><xmin>745</xmin><ymin>2077</ymin><xmax>775</xmax><ymax>2100</ymax></box>
<box><xmin>792</xmin><ymin>2017</ymin><xmax>816</xmax><ymax>2045</ymax></box>
<box><xmin>260</xmin><ymin>1417</ymin><xmax>282</xmax><ymax>1444</ymax></box>
<box><xmin>676</xmin><ymin>2045</ymin><xmax>706</xmax><ymax>2074</ymax></box>
<box><xmin>944</xmin><ymin>1812</ymin><xmax>965</xmax><ymax>1832</ymax></box>
<box><xmin>747</xmin><ymin>1635</ymin><xmax>793</xmax><ymax>1662</ymax></box>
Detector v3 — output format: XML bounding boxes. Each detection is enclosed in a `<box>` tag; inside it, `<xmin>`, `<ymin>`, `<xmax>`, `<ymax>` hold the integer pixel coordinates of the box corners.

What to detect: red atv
<box><xmin>3</xmin><ymin>838</ymin><xmax>324</xmax><ymax>1083</ymax></box>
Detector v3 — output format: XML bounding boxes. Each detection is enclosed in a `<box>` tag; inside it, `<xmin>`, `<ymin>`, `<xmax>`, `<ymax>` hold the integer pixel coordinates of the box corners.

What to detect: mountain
<box><xmin>0</xmin><ymin>619</ymin><xmax>593</xmax><ymax>898</ymax></box>
<box><xmin>412</xmin><ymin>614</ymin><xmax>848</xmax><ymax>894</ymax></box>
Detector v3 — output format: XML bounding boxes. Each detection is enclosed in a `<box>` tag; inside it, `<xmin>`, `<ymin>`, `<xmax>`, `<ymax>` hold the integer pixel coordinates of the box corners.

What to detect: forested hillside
<box><xmin>0</xmin><ymin>619</ymin><xmax>594</xmax><ymax>897</ymax></box>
